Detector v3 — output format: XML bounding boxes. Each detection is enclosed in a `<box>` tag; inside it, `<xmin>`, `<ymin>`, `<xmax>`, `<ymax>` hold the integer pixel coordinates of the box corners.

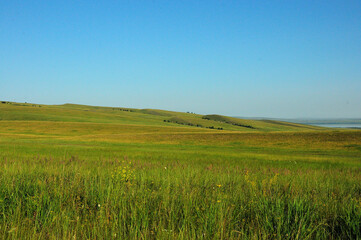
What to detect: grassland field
<box><xmin>0</xmin><ymin>102</ymin><xmax>360</xmax><ymax>239</ymax></box>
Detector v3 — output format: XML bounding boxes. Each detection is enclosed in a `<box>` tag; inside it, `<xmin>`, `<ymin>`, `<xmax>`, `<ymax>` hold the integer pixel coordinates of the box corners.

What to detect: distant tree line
<box><xmin>163</xmin><ymin>119</ymin><xmax>223</xmax><ymax>130</ymax></box>
<box><xmin>112</xmin><ymin>108</ymin><xmax>134</xmax><ymax>112</ymax></box>
<box><xmin>1</xmin><ymin>101</ymin><xmax>41</xmax><ymax>107</ymax></box>
<box><xmin>202</xmin><ymin>116</ymin><xmax>255</xmax><ymax>129</ymax></box>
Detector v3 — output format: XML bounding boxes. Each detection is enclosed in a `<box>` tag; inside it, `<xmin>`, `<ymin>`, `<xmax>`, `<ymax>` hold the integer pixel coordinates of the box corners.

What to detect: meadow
<box><xmin>0</xmin><ymin>102</ymin><xmax>360</xmax><ymax>239</ymax></box>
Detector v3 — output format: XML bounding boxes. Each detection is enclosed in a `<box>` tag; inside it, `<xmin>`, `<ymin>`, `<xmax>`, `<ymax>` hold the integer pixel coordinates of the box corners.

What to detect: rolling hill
<box><xmin>0</xmin><ymin>101</ymin><xmax>324</xmax><ymax>132</ymax></box>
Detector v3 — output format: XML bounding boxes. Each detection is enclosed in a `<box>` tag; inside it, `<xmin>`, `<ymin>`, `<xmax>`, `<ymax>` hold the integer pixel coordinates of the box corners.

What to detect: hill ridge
<box><xmin>0</xmin><ymin>101</ymin><xmax>325</xmax><ymax>132</ymax></box>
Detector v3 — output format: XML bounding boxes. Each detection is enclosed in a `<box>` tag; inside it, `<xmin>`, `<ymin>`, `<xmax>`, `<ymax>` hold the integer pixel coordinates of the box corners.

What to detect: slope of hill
<box><xmin>0</xmin><ymin>101</ymin><xmax>325</xmax><ymax>132</ymax></box>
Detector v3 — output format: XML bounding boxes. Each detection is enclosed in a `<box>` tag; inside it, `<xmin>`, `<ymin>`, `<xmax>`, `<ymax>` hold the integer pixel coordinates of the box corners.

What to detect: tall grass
<box><xmin>0</xmin><ymin>153</ymin><xmax>360</xmax><ymax>239</ymax></box>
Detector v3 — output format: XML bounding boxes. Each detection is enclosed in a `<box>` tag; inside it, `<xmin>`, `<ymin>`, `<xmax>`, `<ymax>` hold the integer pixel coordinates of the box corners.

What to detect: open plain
<box><xmin>0</xmin><ymin>102</ymin><xmax>360</xmax><ymax>239</ymax></box>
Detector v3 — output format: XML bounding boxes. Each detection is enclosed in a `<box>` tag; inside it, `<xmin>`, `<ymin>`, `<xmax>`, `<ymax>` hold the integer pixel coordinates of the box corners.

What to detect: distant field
<box><xmin>0</xmin><ymin>102</ymin><xmax>360</xmax><ymax>239</ymax></box>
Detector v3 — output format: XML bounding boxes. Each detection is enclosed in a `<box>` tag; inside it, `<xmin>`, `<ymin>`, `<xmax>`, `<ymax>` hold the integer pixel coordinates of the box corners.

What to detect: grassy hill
<box><xmin>0</xmin><ymin>101</ymin><xmax>324</xmax><ymax>132</ymax></box>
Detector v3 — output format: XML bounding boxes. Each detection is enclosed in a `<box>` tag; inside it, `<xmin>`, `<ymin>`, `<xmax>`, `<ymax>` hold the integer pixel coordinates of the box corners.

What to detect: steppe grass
<box><xmin>0</xmin><ymin>129</ymin><xmax>360</xmax><ymax>239</ymax></box>
<box><xmin>0</xmin><ymin>103</ymin><xmax>360</xmax><ymax>239</ymax></box>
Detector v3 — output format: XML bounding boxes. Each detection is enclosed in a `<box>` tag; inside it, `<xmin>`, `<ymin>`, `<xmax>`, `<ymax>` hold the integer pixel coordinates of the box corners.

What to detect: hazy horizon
<box><xmin>1</xmin><ymin>1</ymin><xmax>360</xmax><ymax>118</ymax></box>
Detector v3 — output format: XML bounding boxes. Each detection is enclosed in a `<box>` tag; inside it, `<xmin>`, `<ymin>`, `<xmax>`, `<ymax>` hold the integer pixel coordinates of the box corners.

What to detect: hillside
<box><xmin>0</xmin><ymin>101</ymin><xmax>324</xmax><ymax>132</ymax></box>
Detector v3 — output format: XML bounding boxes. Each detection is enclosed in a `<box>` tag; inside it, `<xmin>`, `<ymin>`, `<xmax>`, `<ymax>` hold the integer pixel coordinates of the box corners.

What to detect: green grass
<box><xmin>0</xmin><ymin>102</ymin><xmax>325</xmax><ymax>131</ymax></box>
<box><xmin>0</xmin><ymin>102</ymin><xmax>360</xmax><ymax>239</ymax></box>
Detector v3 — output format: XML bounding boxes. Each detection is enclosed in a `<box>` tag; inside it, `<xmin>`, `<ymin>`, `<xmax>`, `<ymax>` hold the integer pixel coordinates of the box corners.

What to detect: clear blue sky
<box><xmin>1</xmin><ymin>0</ymin><xmax>360</xmax><ymax>118</ymax></box>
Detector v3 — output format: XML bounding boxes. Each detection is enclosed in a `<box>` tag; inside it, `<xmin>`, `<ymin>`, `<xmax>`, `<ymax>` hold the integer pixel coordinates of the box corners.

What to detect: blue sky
<box><xmin>1</xmin><ymin>0</ymin><xmax>360</xmax><ymax>118</ymax></box>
